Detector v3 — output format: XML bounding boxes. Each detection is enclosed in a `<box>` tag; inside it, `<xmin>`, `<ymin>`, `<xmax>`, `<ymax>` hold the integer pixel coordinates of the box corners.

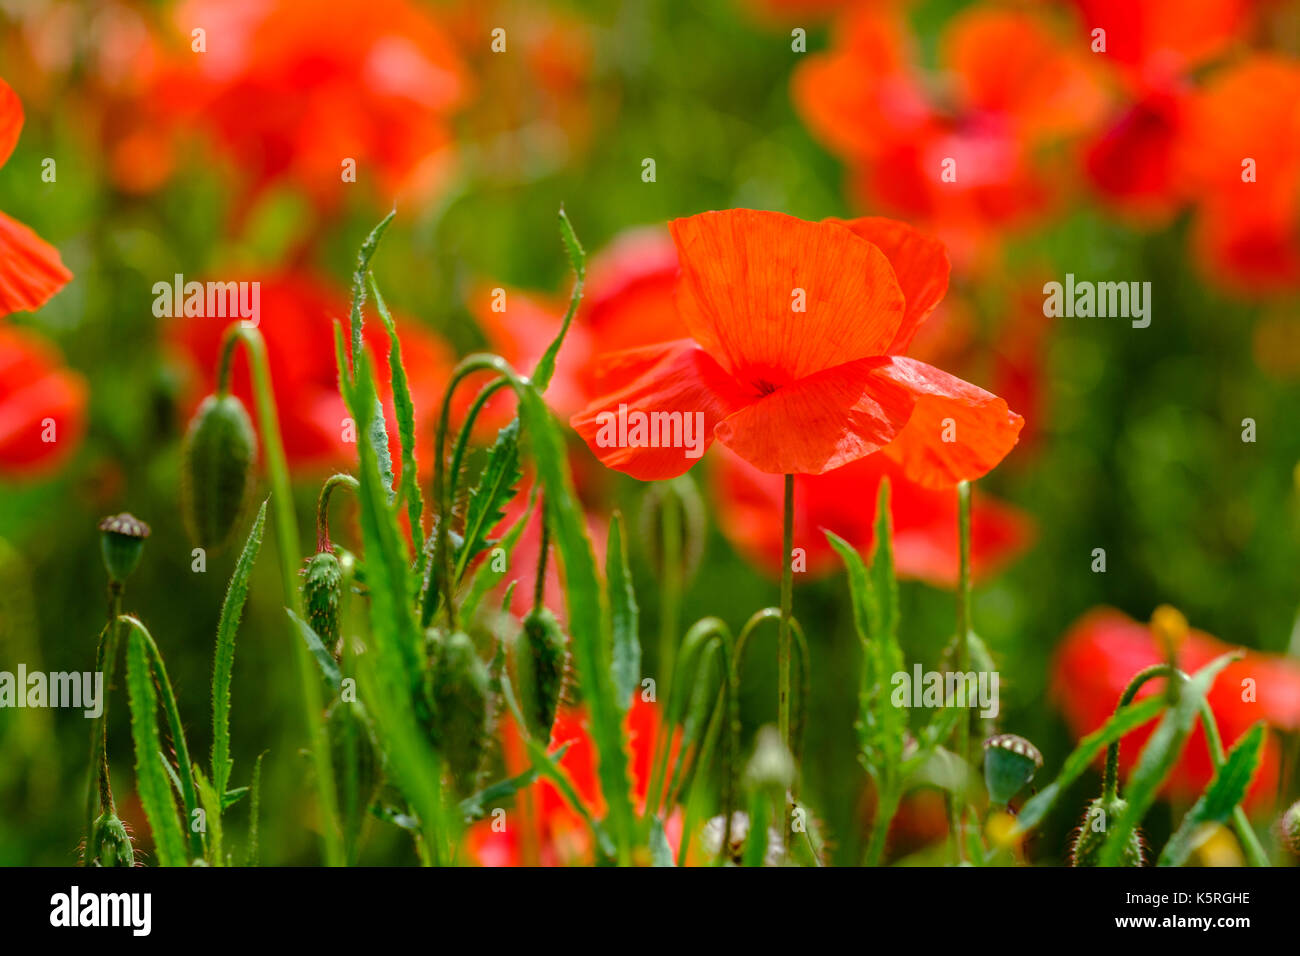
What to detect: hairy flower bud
<box><xmin>89</xmin><ymin>811</ymin><xmax>133</xmax><ymax>867</ymax></box>
<box><xmin>181</xmin><ymin>393</ymin><xmax>256</xmax><ymax>551</ymax></box>
<box><xmin>428</xmin><ymin>630</ymin><xmax>489</xmax><ymax>797</ymax></box>
<box><xmin>1278</xmin><ymin>799</ymin><xmax>1300</xmax><ymax>856</ymax></box>
<box><xmin>301</xmin><ymin>550</ymin><xmax>343</xmax><ymax>658</ymax></box>
<box><xmin>1070</xmin><ymin>796</ymin><xmax>1143</xmax><ymax>866</ymax></box>
<box><xmin>516</xmin><ymin>607</ymin><xmax>568</xmax><ymax>742</ymax></box>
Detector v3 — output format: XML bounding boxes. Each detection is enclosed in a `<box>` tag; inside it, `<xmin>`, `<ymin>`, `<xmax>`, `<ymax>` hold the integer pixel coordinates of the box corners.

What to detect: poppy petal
<box><xmin>836</xmin><ymin>216</ymin><xmax>950</xmax><ymax>353</ymax></box>
<box><xmin>0</xmin><ymin>78</ymin><xmax>21</xmax><ymax>168</ymax></box>
<box><xmin>669</xmin><ymin>210</ymin><xmax>905</xmax><ymax>389</ymax></box>
<box><xmin>713</xmin><ymin>357</ymin><xmax>917</xmax><ymax>475</ymax></box>
<box><xmin>0</xmin><ymin>326</ymin><xmax>87</xmax><ymax>476</ymax></box>
<box><xmin>875</xmin><ymin>357</ymin><xmax>1023</xmax><ymax>488</ymax></box>
<box><xmin>570</xmin><ymin>340</ymin><xmax>751</xmax><ymax>480</ymax></box>
<box><xmin>0</xmin><ymin>211</ymin><xmax>73</xmax><ymax>317</ymax></box>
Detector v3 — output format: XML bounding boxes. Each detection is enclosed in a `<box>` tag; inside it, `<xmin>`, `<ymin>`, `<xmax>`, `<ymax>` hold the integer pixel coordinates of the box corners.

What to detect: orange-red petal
<box><xmin>0</xmin><ymin>326</ymin><xmax>87</xmax><ymax>476</ymax></box>
<box><xmin>0</xmin><ymin>211</ymin><xmax>73</xmax><ymax>317</ymax></box>
<box><xmin>0</xmin><ymin>78</ymin><xmax>21</xmax><ymax>168</ymax></box>
<box><xmin>669</xmin><ymin>210</ymin><xmax>904</xmax><ymax>389</ymax></box>
<box><xmin>875</xmin><ymin>357</ymin><xmax>1023</xmax><ymax>488</ymax></box>
<box><xmin>835</xmin><ymin>216</ymin><xmax>951</xmax><ymax>354</ymax></box>
<box><xmin>713</xmin><ymin>357</ymin><xmax>916</xmax><ymax>475</ymax></box>
<box><xmin>570</xmin><ymin>340</ymin><xmax>751</xmax><ymax>481</ymax></box>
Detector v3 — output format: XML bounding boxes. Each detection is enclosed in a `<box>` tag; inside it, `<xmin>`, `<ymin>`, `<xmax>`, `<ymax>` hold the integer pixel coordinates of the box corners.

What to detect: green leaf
<box><xmin>245</xmin><ymin>751</ymin><xmax>266</xmax><ymax>866</ymax></box>
<box><xmin>370</xmin><ymin>274</ymin><xmax>423</xmax><ymax>538</ymax></box>
<box><xmin>456</xmin><ymin>743</ymin><xmax>571</xmax><ymax>821</ymax></box>
<box><xmin>1098</xmin><ymin>653</ymin><xmax>1239</xmax><ymax>865</ymax></box>
<box><xmin>221</xmin><ymin>787</ymin><xmax>249</xmax><ymax>810</ymax></box>
<box><xmin>194</xmin><ymin>767</ymin><xmax>223</xmax><ymax>867</ymax></box>
<box><xmin>211</xmin><ymin>499</ymin><xmax>267</xmax><ymax>797</ymax></box>
<box><xmin>456</xmin><ymin>419</ymin><xmax>521</xmax><ymax>581</ymax></box>
<box><xmin>126</xmin><ymin>630</ymin><xmax>188</xmax><ymax>866</ymax></box>
<box><xmin>1158</xmin><ymin>722</ymin><xmax>1266</xmax><ymax>867</ymax></box>
<box><xmin>1014</xmin><ymin>693</ymin><xmax>1166</xmax><ymax>833</ymax></box>
<box><xmin>530</xmin><ymin>207</ymin><xmax>586</xmax><ymax>393</ymax></box>
<box><xmin>459</xmin><ymin>486</ymin><xmax>537</xmax><ymax>623</ymax></box>
<box><xmin>286</xmin><ymin>608</ymin><xmax>342</xmax><ymax>692</ymax></box>
<box><xmin>606</xmin><ymin>512</ymin><xmax>640</xmax><ymax>711</ymax></box>
<box><xmin>347</xmin><ymin>209</ymin><xmax>396</xmax><ymax>381</ymax></box>
<box><xmin>650</xmin><ymin>816</ymin><xmax>675</xmax><ymax>866</ymax></box>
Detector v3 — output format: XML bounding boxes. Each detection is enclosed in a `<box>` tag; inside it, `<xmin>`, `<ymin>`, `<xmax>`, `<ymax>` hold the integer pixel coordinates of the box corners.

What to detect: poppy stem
<box><xmin>778</xmin><ymin>473</ymin><xmax>794</xmax><ymax>853</ymax></box>
<box><xmin>316</xmin><ymin>473</ymin><xmax>359</xmax><ymax>553</ymax></box>
<box><xmin>953</xmin><ymin>480</ymin><xmax>972</xmax><ymax>862</ymax></box>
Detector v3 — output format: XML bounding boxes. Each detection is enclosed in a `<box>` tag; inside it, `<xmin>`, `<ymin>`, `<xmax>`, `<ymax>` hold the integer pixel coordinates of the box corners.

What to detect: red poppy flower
<box><xmin>466</xmin><ymin>696</ymin><xmax>680</xmax><ymax>866</ymax></box>
<box><xmin>1182</xmin><ymin>57</ymin><xmax>1300</xmax><ymax>295</ymax></box>
<box><xmin>153</xmin><ymin>0</ymin><xmax>469</xmax><ymax>213</ymax></box>
<box><xmin>792</xmin><ymin>8</ymin><xmax>1106</xmax><ymax>270</ymax></box>
<box><xmin>711</xmin><ymin>448</ymin><xmax>1031</xmax><ymax>588</ymax></box>
<box><xmin>0</xmin><ymin>325</ymin><xmax>87</xmax><ymax>477</ymax></box>
<box><xmin>570</xmin><ymin>210</ymin><xmax>1022</xmax><ymax>485</ymax></box>
<box><xmin>1052</xmin><ymin>608</ymin><xmax>1300</xmax><ymax>809</ymax></box>
<box><xmin>169</xmin><ymin>271</ymin><xmax>454</xmax><ymax>475</ymax></box>
<box><xmin>0</xmin><ymin>78</ymin><xmax>72</xmax><ymax>317</ymax></box>
<box><xmin>1071</xmin><ymin>0</ymin><xmax>1254</xmax><ymax>222</ymax></box>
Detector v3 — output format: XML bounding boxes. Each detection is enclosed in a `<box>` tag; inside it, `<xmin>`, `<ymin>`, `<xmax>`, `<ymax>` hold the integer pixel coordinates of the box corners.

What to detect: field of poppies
<box><xmin>3</xmin><ymin>0</ymin><xmax>1300</xmax><ymax>870</ymax></box>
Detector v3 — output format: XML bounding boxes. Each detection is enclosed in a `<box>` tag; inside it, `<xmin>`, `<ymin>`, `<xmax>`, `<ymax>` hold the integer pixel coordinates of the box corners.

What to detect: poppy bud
<box><xmin>181</xmin><ymin>393</ymin><xmax>256</xmax><ymax>551</ymax></box>
<box><xmin>1070</xmin><ymin>796</ymin><xmax>1144</xmax><ymax>866</ymax></box>
<box><xmin>744</xmin><ymin>725</ymin><xmax>796</xmax><ymax>792</ymax></box>
<box><xmin>301</xmin><ymin>551</ymin><xmax>343</xmax><ymax>658</ymax></box>
<box><xmin>1278</xmin><ymin>799</ymin><xmax>1300</xmax><ymax>856</ymax></box>
<box><xmin>428</xmin><ymin>630</ymin><xmax>489</xmax><ymax>797</ymax></box>
<box><xmin>328</xmin><ymin>700</ymin><xmax>378</xmax><ymax>834</ymax></box>
<box><xmin>516</xmin><ymin>607</ymin><xmax>568</xmax><ymax>742</ymax></box>
<box><xmin>89</xmin><ymin>811</ymin><xmax>133</xmax><ymax>867</ymax></box>
<box><xmin>98</xmin><ymin>513</ymin><xmax>150</xmax><ymax>585</ymax></box>
<box><xmin>982</xmin><ymin>733</ymin><xmax>1042</xmax><ymax>806</ymax></box>
<box><xmin>1150</xmin><ymin>604</ymin><xmax>1189</xmax><ymax>659</ymax></box>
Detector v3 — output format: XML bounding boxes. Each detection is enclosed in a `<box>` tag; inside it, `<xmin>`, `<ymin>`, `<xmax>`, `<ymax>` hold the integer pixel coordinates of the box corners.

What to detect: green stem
<box><xmin>1102</xmin><ymin>664</ymin><xmax>1171</xmax><ymax>801</ymax></box>
<box><xmin>219</xmin><ymin>325</ymin><xmax>344</xmax><ymax>867</ymax></box>
<box><xmin>777</xmin><ymin>475</ymin><xmax>794</xmax><ymax>859</ymax></box>
<box><xmin>83</xmin><ymin>589</ymin><xmax>119</xmax><ymax>864</ymax></box>
<box><xmin>316</xmin><ymin>474</ymin><xmax>360</xmax><ymax>552</ymax></box>
<box><xmin>659</xmin><ymin>485</ymin><xmax>683</xmax><ymax>703</ymax></box>
<box><xmin>863</xmin><ymin>785</ymin><xmax>901</xmax><ymax>867</ymax></box>
<box><xmin>952</xmin><ymin>479</ymin><xmax>972</xmax><ymax>863</ymax></box>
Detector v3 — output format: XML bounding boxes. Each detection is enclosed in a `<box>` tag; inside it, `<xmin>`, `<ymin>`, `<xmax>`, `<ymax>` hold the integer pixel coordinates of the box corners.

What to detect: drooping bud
<box><xmin>88</xmin><ymin>811</ymin><xmax>134</xmax><ymax>867</ymax></box>
<box><xmin>301</xmin><ymin>551</ymin><xmax>343</xmax><ymax>658</ymax></box>
<box><xmin>181</xmin><ymin>393</ymin><xmax>256</xmax><ymax>551</ymax></box>
<box><xmin>983</xmin><ymin>733</ymin><xmax>1043</xmax><ymax>806</ymax></box>
<box><xmin>1278</xmin><ymin>799</ymin><xmax>1300</xmax><ymax>856</ymax></box>
<box><xmin>1070</xmin><ymin>796</ymin><xmax>1144</xmax><ymax>866</ymax></box>
<box><xmin>744</xmin><ymin>725</ymin><xmax>796</xmax><ymax>793</ymax></box>
<box><xmin>98</xmin><ymin>513</ymin><xmax>150</xmax><ymax>585</ymax></box>
<box><xmin>428</xmin><ymin>630</ymin><xmax>489</xmax><ymax>797</ymax></box>
<box><xmin>516</xmin><ymin>607</ymin><xmax>568</xmax><ymax>742</ymax></box>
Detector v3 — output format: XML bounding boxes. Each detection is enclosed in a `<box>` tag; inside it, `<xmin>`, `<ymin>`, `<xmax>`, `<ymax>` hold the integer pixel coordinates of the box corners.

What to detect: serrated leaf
<box><xmin>221</xmin><ymin>787</ymin><xmax>249</xmax><ymax>810</ymax></box>
<box><xmin>347</xmin><ymin>209</ymin><xmax>396</xmax><ymax>381</ymax></box>
<box><xmin>606</xmin><ymin>512</ymin><xmax>640</xmax><ymax>711</ymax></box>
<box><xmin>126</xmin><ymin>630</ymin><xmax>188</xmax><ymax>867</ymax></box>
<box><xmin>211</xmin><ymin>499</ymin><xmax>267</xmax><ymax>797</ymax></box>
<box><xmin>456</xmin><ymin>419</ymin><xmax>521</xmax><ymax>582</ymax></box>
<box><xmin>287</xmin><ymin>608</ymin><xmax>342</xmax><ymax>692</ymax></box>
<box><xmin>194</xmin><ymin>767</ymin><xmax>224</xmax><ymax>867</ymax></box>
<box><xmin>530</xmin><ymin>207</ymin><xmax>586</xmax><ymax>393</ymax></box>
<box><xmin>457</xmin><ymin>743</ymin><xmax>571</xmax><ymax>821</ymax></box>
<box><xmin>370</xmin><ymin>274</ymin><xmax>423</xmax><ymax>537</ymax></box>
<box><xmin>1158</xmin><ymin>722</ymin><xmax>1266</xmax><ymax>867</ymax></box>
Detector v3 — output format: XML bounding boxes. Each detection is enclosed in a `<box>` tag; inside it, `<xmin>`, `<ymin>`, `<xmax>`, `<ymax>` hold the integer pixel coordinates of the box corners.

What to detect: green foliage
<box><xmin>606</xmin><ymin>512</ymin><xmax>641</xmax><ymax>711</ymax></box>
<box><xmin>125</xmin><ymin>628</ymin><xmax>188</xmax><ymax>867</ymax></box>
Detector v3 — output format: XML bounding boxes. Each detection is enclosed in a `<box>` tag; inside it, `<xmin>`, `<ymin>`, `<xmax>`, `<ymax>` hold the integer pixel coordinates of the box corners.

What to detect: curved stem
<box><xmin>220</xmin><ymin>324</ymin><xmax>344</xmax><ymax>867</ymax></box>
<box><xmin>532</xmin><ymin>507</ymin><xmax>550</xmax><ymax>613</ymax></box>
<box><xmin>316</xmin><ymin>474</ymin><xmax>360</xmax><ymax>553</ymax></box>
<box><xmin>1102</xmin><ymin>664</ymin><xmax>1173</xmax><ymax>801</ymax></box>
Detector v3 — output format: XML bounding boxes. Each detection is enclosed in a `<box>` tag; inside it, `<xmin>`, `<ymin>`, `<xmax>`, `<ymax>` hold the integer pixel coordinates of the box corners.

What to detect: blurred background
<box><xmin>2</xmin><ymin>0</ymin><xmax>1300</xmax><ymax>866</ymax></box>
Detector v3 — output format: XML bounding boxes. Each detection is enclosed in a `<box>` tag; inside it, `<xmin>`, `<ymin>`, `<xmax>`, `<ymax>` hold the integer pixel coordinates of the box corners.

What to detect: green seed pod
<box><xmin>428</xmin><ymin>630</ymin><xmax>489</xmax><ymax>798</ymax></box>
<box><xmin>301</xmin><ymin>551</ymin><xmax>343</xmax><ymax>658</ymax></box>
<box><xmin>89</xmin><ymin>811</ymin><xmax>133</xmax><ymax>867</ymax></box>
<box><xmin>98</xmin><ymin>513</ymin><xmax>150</xmax><ymax>585</ymax></box>
<box><xmin>1277</xmin><ymin>799</ymin><xmax>1300</xmax><ymax>856</ymax></box>
<box><xmin>1071</xmin><ymin>796</ymin><xmax>1144</xmax><ymax>866</ymax></box>
<box><xmin>983</xmin><ymin>733</ymin><xmax>1043</xmax><ymax>806</ymax></box>
<box><xmin>516</xmin><ymin>607</ymin><xmax>568</xmax><ymax>742</ymax></box>
<box><xmin>327</xmin><ymin>700</ymin><xmax>378</xmax><ymax>847</ymax></box>
<box><xmin>181</xmin><ymin>393</ymin><xmax>256</xmax><ymax>552</ymax></box>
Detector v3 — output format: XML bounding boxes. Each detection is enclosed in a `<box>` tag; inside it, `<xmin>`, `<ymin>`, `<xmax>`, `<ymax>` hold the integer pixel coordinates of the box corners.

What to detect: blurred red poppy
<box><xmin>1052</xmin><ymin>608</ymin><xmax>1300</xmax><ymax>809</ymax></box>
<box><xmin>169</xmin><ymin>271</ymin><xmax>454</xmax><ymax>475</ymax></box>
<box><xmin>711</xmin><ymin>448</ymin><xmax>1030</xmax><ymax>588</ymax></box>
<box><xmin>466</xmin><ymin>696</ymin><xmax>679</xmax><ymax>866</ymax></box>
<box><xmin>1071</xmin><ymin>0</ymin><xmax>1254</xmax><ymax>222</ymax></box>
<box><xmin>152</xmin><ymin>0</ymin><xmax>469</xmax><ymax>214</ymax></box>
<box><xmin>0</xmin><ymin>77</ymin><xmax>72</xmax><ymax>317</ymax></box>
<box><xmin>793</xmin><ymin>7</ymin><xmax>1106</xmax><ymax>270</ymax></box>
<box><xmin>571</xmin><ymin>210</ymin><xmax>1022</xmax><ymax>484</ymax></box>
<box><xmin>0</xmin><ymin>326</ymin><xmax>86</xmax><ymax>477</ymax></box>
<box><xmin>1182</xmin><ymin>56</ymin><xmax>1300</xmax><ymax>295</ymax></box>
